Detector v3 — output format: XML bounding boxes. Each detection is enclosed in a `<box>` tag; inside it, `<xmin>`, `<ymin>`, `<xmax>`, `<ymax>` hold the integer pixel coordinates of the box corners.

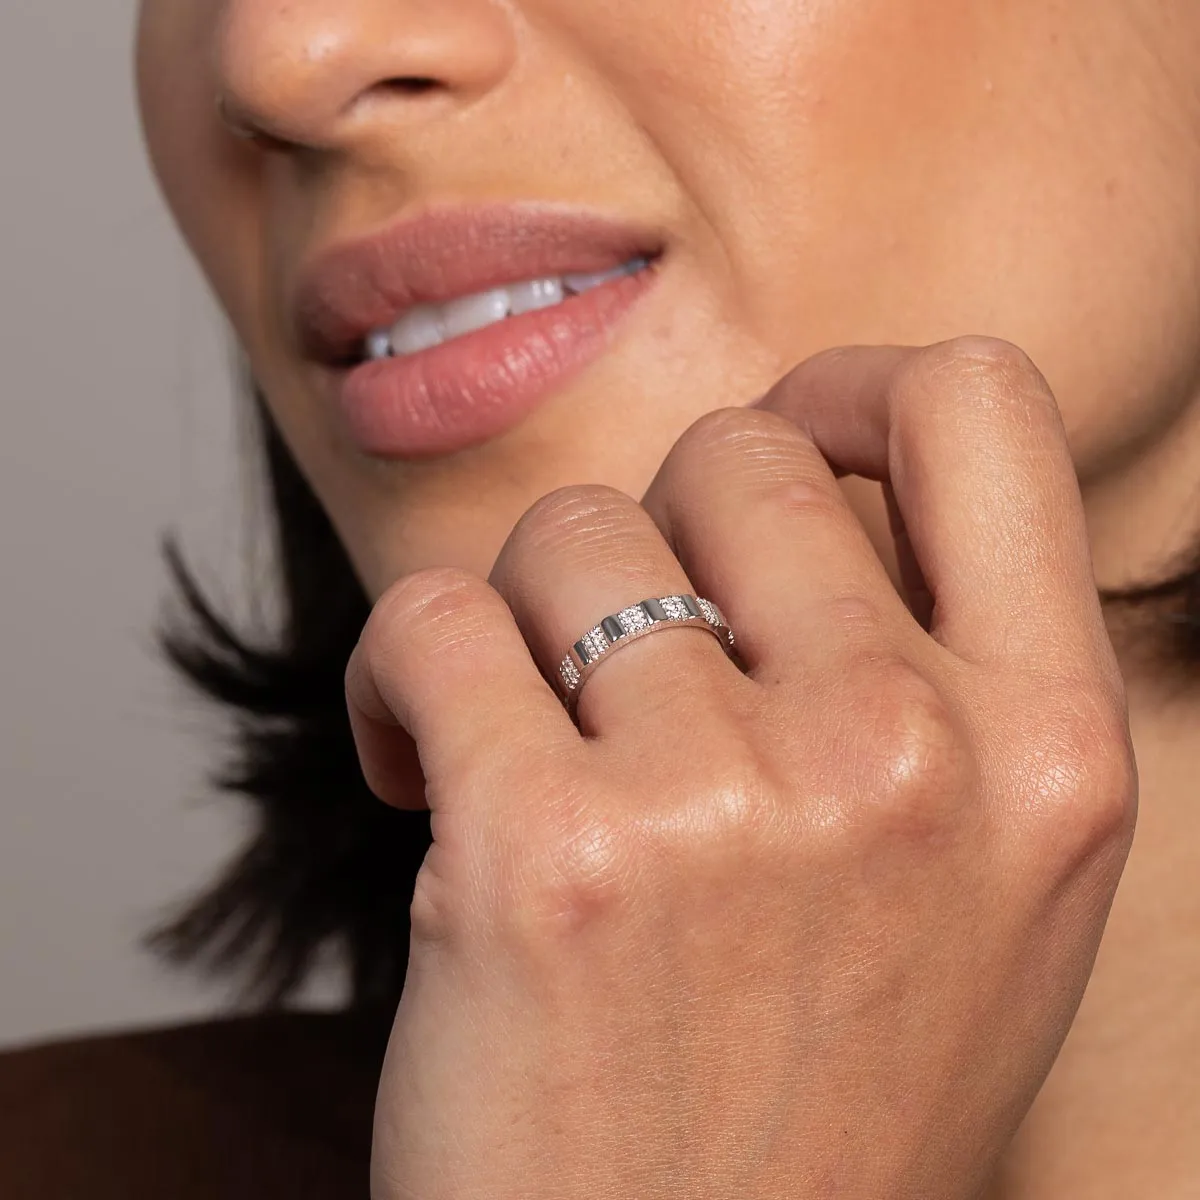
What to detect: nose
<box><xmin>214</xmin><ymin>0</ymin><xmax>516</xmax><ymax>150</ymax></box>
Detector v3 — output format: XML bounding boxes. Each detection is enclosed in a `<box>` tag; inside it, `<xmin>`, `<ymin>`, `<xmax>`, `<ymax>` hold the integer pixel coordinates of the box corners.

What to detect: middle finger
<box><xmin>639</xmin><ymin>405</ymin><xmax>920</xmax><ymax>680</ymax></box>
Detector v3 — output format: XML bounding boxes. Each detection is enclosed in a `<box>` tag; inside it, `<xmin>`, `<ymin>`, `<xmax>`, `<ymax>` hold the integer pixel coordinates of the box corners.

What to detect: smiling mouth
<box><xmin>357</xmin><ymin>255</ymin><xmax>655</xmax><ymax>364</ymax></box>
<box><xmin>293</xmin><ymin>201</ymin><xmax>670</xmax><ymax>457</ymax></box>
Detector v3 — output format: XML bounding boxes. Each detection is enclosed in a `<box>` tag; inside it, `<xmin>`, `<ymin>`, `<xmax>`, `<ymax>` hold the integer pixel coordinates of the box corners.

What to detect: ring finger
<box><xmin>487</xmin><ymin>483</ymin><xmax>751</xmax><ymax>735</ymax></box>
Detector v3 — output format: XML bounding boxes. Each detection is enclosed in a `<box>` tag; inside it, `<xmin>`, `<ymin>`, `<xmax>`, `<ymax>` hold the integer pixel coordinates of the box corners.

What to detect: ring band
<box><xmin>555</xmin><ymin>593</ymin><xmax>737</xmax><ymax>715</ymax></box>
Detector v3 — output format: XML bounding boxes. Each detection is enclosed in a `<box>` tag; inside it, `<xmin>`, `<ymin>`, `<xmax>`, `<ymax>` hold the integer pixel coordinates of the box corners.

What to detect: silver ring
<box><xmin>555</xmin><ymin>593</ymin><xmax>737</xmax><ymax>715</ymax></box>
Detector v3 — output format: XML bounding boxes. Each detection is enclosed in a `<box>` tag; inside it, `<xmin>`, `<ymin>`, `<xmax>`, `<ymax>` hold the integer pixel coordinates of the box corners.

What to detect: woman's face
<box><xmin>136</xmin><ymin>1</ymin><xmax>1200</xmax><ymax>602</ymax></box>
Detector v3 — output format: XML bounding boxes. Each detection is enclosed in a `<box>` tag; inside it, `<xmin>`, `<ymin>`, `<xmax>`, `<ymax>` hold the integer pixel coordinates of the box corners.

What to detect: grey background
<box><xmin>0</xmin><ymin>0</ymin><xmax>341</xmax><ymax>1048</ymax></box>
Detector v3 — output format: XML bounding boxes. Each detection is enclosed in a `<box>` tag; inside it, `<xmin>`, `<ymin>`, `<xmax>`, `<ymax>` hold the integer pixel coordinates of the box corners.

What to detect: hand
<box><xmin>346</xmin><ymin>338</ymin><xmax>1137</xmax><ymax>1200</ymax></box>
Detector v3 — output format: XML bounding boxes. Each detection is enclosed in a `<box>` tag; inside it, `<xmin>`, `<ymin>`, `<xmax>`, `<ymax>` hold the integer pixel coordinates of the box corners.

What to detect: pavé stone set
<box><xmin>555</xmin><ymin>593</ymin><xmax>737</xmax><ymax>709</ymax></box>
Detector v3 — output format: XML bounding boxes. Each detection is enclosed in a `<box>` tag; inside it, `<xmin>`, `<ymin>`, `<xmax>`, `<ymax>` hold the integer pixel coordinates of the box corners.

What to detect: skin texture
<box><xmin>134</xmin><ymin>1</ymin><xmax>1200</xmax><ymax>1195</ymax></box>
<box><xmin>346</xmin><ymin>345</ymin><xmax>1137</xmax><ymax>1199</ymax></box>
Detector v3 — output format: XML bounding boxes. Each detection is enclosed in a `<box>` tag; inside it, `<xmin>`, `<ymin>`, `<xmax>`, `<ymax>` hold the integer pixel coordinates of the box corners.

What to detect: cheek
<box><xmin>136</xmin><ymin>1</ymin><xmax>352</xmax><ymax>561</ymax></box>
<box><xmin>546</xmin><ymin>0</ymin><xmax>991</xmax><ymax>334</ymax></box>
<box><xmin>136</xmin><ymin>0</ymin><xmax>268</xmax><ymax>345</ymax></box>
<box><xmin>573</xmin><ymin>0</ymin><xmax>1200</xmax><ymax>472</ymax></box>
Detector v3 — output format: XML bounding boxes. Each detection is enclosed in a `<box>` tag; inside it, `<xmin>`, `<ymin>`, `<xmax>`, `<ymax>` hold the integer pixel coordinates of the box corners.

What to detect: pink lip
<box><xmin>337</xmin><ymin>265</ymin><xmax>659</xmax><ymax>458</ymax></box>
<box><xmin>290</xmin><ymin>203</ymin><xmax>667</xmax><ymax>458</ymax></box>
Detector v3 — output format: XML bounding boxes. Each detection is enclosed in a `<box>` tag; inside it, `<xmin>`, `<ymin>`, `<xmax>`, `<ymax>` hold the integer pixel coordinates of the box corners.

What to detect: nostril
<box><xmin>215</xmin><ymin>77</ymin><xmax>444</xmax><ymax>153</ymax></box>
<box><xmin>386</xmin><ymin>77</ymin><xmax>441</xmax><ymax>95</ymax></box>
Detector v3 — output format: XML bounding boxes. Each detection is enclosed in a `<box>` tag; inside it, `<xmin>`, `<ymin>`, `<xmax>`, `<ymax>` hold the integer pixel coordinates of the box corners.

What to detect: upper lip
<box><xmin>291</xmin><ymin>203</ymin><xmax>666</xmax><ymax>366</ymax></box>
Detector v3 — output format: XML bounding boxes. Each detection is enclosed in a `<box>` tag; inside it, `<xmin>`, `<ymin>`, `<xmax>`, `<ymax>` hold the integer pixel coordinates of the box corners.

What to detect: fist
<box><xmin>346</xmin><ymin>339</ymin><xmax>1136</xmax><ymax>1200</ymax></box>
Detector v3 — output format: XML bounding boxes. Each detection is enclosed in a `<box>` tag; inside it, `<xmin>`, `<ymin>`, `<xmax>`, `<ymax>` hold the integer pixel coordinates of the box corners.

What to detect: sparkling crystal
<box><xmin>618</xmin><ymin>605</ymin><xmax>650</xmax><ymax>634</ymax></box>
<box><xmin>584</xmin><ymin>627</ymin><xmax>609</xmax><ymax>658</ymax></box>
<box><xmin>560</xmin><ymin>656</ymin><xmax>581</xmax><ymax>689</ymax></box>
<box><xmin>660</xmin><ymin>595</ymin><xmax>690</xmax><ymax>621</ymax></box>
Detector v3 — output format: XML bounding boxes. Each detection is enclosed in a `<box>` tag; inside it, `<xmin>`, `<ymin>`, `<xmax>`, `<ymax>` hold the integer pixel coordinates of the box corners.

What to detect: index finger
<box><xmin>751</xmin><ymin>337</ymin><xmax>1117</xmax><ymax>684</ymax></box>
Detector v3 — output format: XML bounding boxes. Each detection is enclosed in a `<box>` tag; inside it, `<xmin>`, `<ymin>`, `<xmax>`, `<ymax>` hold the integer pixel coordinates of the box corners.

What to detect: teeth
<box><xmin>508</xmin><ymin>277</ymin><xmax>564</xmax><ymax>316</ymax></box>
<box><xmin>390</xmin><ymin>304</ymin><xmax>443</xmax><ymax>356</ymax></box>
<box><xmin>365</xmin><ymin>329</ymin><xmax>392</xmax><ymax>361</ymax></box>
<box><xmin>562</xmin><ymin>263</ymin><xmax>639</xmax><ymax>294</ymax></box>
<box><xmin>438</xmin><ymin>287</ymin><xmax>511</xmax><ymax>340</ymax></box>
<box><xmin>363</xmin><ymin>256</ymin><xmax>649</xmax><ymax>359</ymax></box>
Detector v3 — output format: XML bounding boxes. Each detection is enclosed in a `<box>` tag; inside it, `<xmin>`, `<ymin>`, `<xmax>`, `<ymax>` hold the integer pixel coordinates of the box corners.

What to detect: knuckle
<box><xmin>678</xmin><ymin>403</ymin><xmax>762</xmax><ymax>442</ymax></box>
<box><xmin>409</xmin><ymin>859</ymin><xmax>451</xmax><ymax>947</ymax></box>
<box><xmin>373</xmin><ymin>565</ymin><xmax>482</xmax><ymax>627</ymax></box>
<box><xmin>501</xmin><ymin>728</ymin><xmax>790</xmax><ymax>944</ymax></box>
<box><xmin>903</xmin><ymin>336</ymin><xmax>1055</xmax><ymax>420</ymax></box>
<box><xmin>615</xmin><ymin>717</ymin><xmax>798</xmax><ymax>878</ymax></box>
<box><xmin>368</xmin><ymin>566</ymin><xmax>496</xmax><ymax>659</ymax></box>
<box><xmin>408</xmin><ymin>833</ymin><xmax>464</xmax><ymax>948</ymax></box>
<box><xmin>668</xmin><ymin>405</ymin><xmax>822</xmax><ymax>480</ymax></box>
<box><xmin>677</xmin><ymin>403</ymin><xmax>784</xmax><ymax>450</ymax></box>
<box><xmin>924</xmin><ymin>335</ymin><xmax>1046</xmax><ymax>387</ymax></box>
<box><xmin>824</xmin><ymin>593</ymin><xmax>889</xmax><ymax>639</ymax></box>
<box><xmin>693</xmin><ymin>767</ymin><xmax>792</xmax><ymax>863</ymax></box>
<box><xmin>504</xmin><ymin>810</ymin><xmax>633</xmax><ymax>943</ymax></box>
<box><xmin>846</xmin><ymin>655</ymin><xmax>974</xmax><ymax>830</ymax></box>
<box><xmin>1017</xmin><ymin>688</ymin><xmax>1138</xmax><ymax>877</ymax></box>
<box><xmin>770</xmin><ymin>477</ymin><xmax>849</xmax><ymax>523</ymax></box>
<box><xmin>657</xmin><ymin>408</ymin><xmax>847</xmax><ymax>527</ymax></box>
<box><xmin>409</xmin><ymin>787</ymin><xmax>632</xmax><ymax>951</ymax></box>
<box><xmin>508</xmin><ymin>483</ymin><xmax>638</xmax><ymax>556</ymax></box>
<box><xmin>653</xmin><ymin>740</ymin><xmax>788</xmax><ymax>861</ymax></box>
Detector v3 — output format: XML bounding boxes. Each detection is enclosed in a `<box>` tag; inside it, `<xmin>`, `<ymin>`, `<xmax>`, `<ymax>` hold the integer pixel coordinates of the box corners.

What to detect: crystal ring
<box><xmin>554</xmin><ymin>593</ymin><xmax>737</xmax><ymax>716</ymax></box>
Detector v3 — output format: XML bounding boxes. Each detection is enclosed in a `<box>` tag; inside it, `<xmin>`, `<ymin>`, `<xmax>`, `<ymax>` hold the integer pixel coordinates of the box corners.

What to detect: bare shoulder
<box><xmin>0</xmin><ymin>1006</ymin><xmax>393</xmax><ymax>1199</ymax></box>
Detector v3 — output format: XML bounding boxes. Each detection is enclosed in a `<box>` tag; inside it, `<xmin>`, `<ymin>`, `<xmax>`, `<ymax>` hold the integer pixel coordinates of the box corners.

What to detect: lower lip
<box><xmin>330</xmin><ymin>262</ymin><xmax>661</xmax><ymax>458</ymax></box>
